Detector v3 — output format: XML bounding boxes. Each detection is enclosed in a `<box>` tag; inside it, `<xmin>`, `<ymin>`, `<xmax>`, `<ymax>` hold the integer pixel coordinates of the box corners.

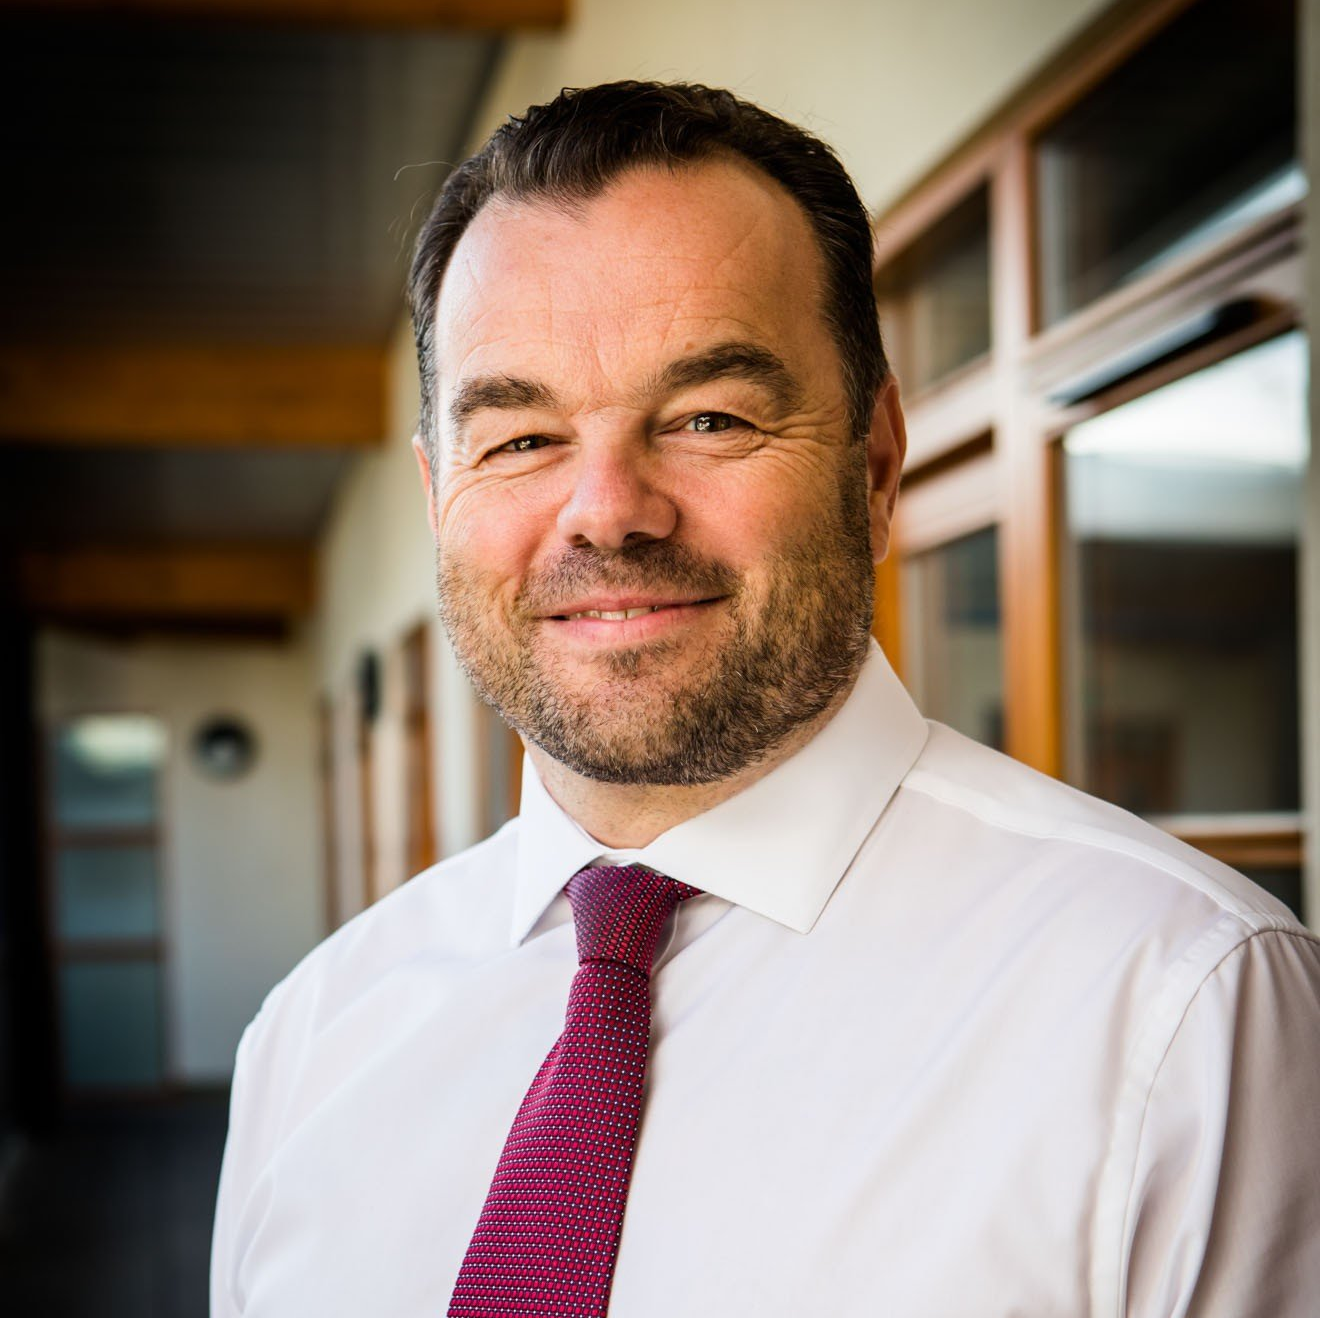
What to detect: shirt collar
<box><xmin>511</xmin><ymin>640</ymin><xmax>928</xmax><ymax>944</ymax></box>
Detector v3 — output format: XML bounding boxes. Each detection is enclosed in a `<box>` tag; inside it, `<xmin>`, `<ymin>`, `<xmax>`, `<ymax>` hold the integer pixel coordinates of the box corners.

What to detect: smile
<box><xmin>541</xmin><ymin>598</ymin><xmax>727</xmax><ymax>641</ymax></box>
<box><xmin>560</xmin><ymin>605</ymin><xmax>671</xmax><ymax>621</ymax></box>
<box><xmin>547</xmin><ymin>596</ymin><xmax>723</xmax><ymax>623</ymax></box>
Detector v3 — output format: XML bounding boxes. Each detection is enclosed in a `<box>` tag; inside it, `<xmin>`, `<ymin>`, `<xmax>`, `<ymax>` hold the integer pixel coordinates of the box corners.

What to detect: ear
<box><xmin>411</xmin><ymin>432</ymin><xmax>440</xmax><ymax>542</ymax></box>
<box><xmin>865</xmin><ymin>374</ymin><xmax>907</xmax><ymax>563</ymax></box>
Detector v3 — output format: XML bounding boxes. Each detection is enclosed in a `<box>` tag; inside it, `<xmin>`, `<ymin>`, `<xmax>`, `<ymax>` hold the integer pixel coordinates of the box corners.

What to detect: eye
<box><xmin>683</xmin><ymin>412</ymin><xmax>740</xmax><ymax>433</ymax></box>
<box><xmin>493</xmin><ymin>434</ymin><xmax>552</xmax><ymax>455</ymax></box>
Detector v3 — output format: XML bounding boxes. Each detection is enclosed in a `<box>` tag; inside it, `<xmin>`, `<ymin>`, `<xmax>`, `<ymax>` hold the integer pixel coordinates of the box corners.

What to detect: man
<box><xmin>211</xmin><ymin>82</ymin><xmax>1320</xmax><ymax>1317</ymax></box>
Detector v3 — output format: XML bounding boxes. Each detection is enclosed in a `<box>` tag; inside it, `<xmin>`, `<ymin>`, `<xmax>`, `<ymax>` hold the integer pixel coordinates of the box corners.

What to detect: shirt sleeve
<box><xmin>1122</xmin><ymin>928</ymin><xmax>1320</xmax><ymax>1318</ymax></box>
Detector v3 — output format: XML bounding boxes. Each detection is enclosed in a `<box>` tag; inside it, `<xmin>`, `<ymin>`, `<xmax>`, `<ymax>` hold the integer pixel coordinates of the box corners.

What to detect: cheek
<box><xmin>681</xmin><ymin>462</ymin><xmax>835</xmax><ymax>567</ymax></box>
<box><xmin>435</xmin><ymin>479</ymin><xmax>553</xmax><ymax>590</ymax></box>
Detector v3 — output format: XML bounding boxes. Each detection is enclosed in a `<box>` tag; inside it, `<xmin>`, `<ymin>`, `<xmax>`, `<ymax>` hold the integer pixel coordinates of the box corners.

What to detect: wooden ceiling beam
<box><xmin>0</xmin><ymin>343</ymin><xmax>387</xmax><ymax>448</ymax></box>
<box><xmin>16</xmin><ymin>545</ymin><xmax>315</xmax><ymax>620</ymax></box>
<box><xmin>0</xmin><ymin>0</ymin><xmax>566</xmax><ymax>28</ymax></box>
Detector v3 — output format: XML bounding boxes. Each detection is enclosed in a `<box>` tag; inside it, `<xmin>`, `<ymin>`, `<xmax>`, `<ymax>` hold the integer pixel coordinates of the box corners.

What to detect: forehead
<box><xmin>432</xmin><ymin>158</ymin><xmax>830</xmax><ymax>394</ymax></box>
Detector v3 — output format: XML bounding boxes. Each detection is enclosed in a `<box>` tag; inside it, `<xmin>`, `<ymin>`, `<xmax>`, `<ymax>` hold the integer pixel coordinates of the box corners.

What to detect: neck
<box><xmin>525</xmin><ymin>680</ymin><xmax>855</xmax><ymax>849</ymax></box>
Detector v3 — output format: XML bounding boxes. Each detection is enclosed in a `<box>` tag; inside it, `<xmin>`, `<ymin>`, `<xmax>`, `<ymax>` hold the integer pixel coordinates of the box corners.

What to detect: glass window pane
<box><xmin>876</xmin><ymin>185</ymin><xmax>990</xmax><ymax>394</ymax></box>
<box><xmin>51</xmin><ymin>714</ymin><xmax>166</xmax><ymax>830</ymax></box>
<box><xmin>59</xmin><ymin>960</ymin><xmax>163</xmax><ymax>1089</ymax></box>
<box><xmin>1036</xmin><ymin>0</ymin><xmax>1299</xmax><ymax>327</ymax></box>
<box><xmin>55</xmin><ymin>845</ymin><xmax>160</xmax><ymax>942</ymax></box>
<box><xmin>1061</xmin><ymin>332</ymin><xmax>1307</xmax><ymax>815</ymax></box>
<box><xmin>902</xmin><ymin>526</ymin><xmax>1004</xmax><ymax>749</ymax></box>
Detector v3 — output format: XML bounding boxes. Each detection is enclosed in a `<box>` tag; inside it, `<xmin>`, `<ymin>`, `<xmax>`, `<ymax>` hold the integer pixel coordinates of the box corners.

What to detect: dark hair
<box><xmin>407</xmin><ymin>80</ymin><xmax>887</xmax><ymax>456</ymax></box>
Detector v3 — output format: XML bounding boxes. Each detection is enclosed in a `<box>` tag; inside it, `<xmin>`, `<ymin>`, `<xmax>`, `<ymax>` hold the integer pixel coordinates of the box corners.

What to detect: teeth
<box><xmin>569</xmin><ymin>605</ymin><xmax>663</xmax><ymax>621</ymax></box>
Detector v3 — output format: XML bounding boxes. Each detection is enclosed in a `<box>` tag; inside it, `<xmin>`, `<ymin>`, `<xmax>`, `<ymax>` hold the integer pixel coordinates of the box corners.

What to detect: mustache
<box><xmin>518</xmin><ymin>541</ymin><xmax>740</xmax><ymax>614</ymax></box>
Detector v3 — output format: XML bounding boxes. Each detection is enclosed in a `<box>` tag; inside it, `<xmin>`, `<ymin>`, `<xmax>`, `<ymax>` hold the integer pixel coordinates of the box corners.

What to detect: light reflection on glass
<box><xmin>1061</xmin><ymin>332</ymin><xmax>1307</xmax><ymax>816</ymax></box>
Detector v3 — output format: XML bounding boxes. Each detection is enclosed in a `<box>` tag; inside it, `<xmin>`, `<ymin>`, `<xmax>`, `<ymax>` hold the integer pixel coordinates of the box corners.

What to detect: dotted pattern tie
<box><xmin>448</xmin><ymin>863</ymin><xmax>699</xmax><ymax>1318</ymax></box>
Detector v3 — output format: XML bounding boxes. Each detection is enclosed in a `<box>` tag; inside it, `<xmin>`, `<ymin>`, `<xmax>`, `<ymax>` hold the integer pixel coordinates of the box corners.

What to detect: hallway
<box><xmin>0</xmin><ymin>1094</ymin><xmax>228</xmax><ymax>1318</ymax></box>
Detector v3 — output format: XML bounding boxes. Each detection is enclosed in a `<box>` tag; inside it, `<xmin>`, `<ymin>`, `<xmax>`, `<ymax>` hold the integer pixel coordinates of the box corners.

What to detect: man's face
<box><xmin>419</xmin><ymin>157</ymin><xmax>902</xmax><ymax>785</ymax></box>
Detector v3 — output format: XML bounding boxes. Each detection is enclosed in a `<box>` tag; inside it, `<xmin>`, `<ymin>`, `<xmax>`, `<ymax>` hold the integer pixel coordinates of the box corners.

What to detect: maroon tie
<box><xmin>448</xmin><ymin>863</ymin><xmax>699</xmax><ymax>1317</ymax></box>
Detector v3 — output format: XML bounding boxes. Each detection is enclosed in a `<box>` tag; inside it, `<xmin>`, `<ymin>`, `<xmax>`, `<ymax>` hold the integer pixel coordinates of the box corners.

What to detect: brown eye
<box><xmin>498</xmin><ymin>435</ymin><xmax>550</xmax><ymax>454</ymax></box>
<box><xmin>688</xmin><ymin>413</ymin><xmax>735</xmax><ymax>433</ymax></box>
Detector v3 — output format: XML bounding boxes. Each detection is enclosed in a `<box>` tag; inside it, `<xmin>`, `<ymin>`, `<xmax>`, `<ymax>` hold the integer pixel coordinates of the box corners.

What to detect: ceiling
<box><xmin>0</xmin><ymin>5</ymin><xmax>524</xmax><ymax>621</ymax></box>
<box><xmin>0</xmin><ymin>12</ymin><xmax>499</xmax><ymax>344</ymax></box>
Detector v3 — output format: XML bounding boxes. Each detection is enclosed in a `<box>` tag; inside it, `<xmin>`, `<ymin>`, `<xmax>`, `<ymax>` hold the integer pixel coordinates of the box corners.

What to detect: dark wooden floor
<box><xmin>0</xmin><ymin>1092</ymin><xmax>229</xmax><ymax>1318</ymax></box>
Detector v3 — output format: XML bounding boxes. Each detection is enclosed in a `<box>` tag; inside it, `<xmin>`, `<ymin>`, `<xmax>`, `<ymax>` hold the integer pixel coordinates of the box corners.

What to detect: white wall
<box><xmin>314</xmin><ymin>320</ymin><xmax>487</xmax><ymax>904</ymax></box>
<box><xmin>473</xmin><ymin>0</ymin><xmax>1115</xmax><ymax>213</ymax></box>
<box><xmin>37</xmin><ymin>628</ymin><xmax>324</xmax><ymax>1084</ymax></box>
<box><xmin>314</xmin><ymin>321</ymin><xmax>437</xmax><ymax>698</ymax></box>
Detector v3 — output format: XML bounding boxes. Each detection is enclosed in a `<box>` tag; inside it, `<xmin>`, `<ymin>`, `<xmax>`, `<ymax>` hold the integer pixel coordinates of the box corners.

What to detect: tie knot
<box><xmin>565</xmin><ymin>863</ymin><xmax>700</xmax><ymax>974</ymax></box>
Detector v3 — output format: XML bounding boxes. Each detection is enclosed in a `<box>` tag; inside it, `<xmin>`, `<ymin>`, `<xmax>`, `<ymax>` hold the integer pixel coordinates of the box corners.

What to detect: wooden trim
<box><xmin>19</xmin><ymin>544</ymin><xmax>314</xmax><ymax>621</ymax></box>
<box><xmin>988</xmin><ymin>135</ymin><xmax>1062</xmax><ymax>777</ymax></box>
<box><xmin>894</xmin><ymin>449</ymin><xmax>1000</xmax><ymax>558</ymax></box>
<box><xmin>901</xmin><ymin>364</ymin><xmax>996</xmax><ymax>472</ymax></box>
<box><xmin>1156</xmin><ymin>816</ymin><xmax>1305</xmax><ymax>869</ymax></box>
<box><xmin>0</xmin><ymin>0</ymin><xmax>568</xmax><ymax>29</ymax></box>
<box><xmin>506</xmin><ymin>725</ymin><xmax>524</xmax><ymax>822</ymax></box>
<box><xmin>871</xmin><ymin>554</ymin><xmax>903</xmax><ymax>678</ymax></box>
<box><xmin>357</xmin><ymin>700</ymin><xmax>377</xmax><ymax>906</ymax></box>
<box><xmin>402</xmin><ymin>624</ymin><xmax>439</xmax><ymax>874</ymax></box>
<box><xmin>0</xmin><ymin>343</ymin><xmax>386</xmax><ymax>449</ymax></box>
<box><xmin>997</xmin><ymin>432</ymin><xmax>1061</xmax><ymax>776</ymax></box>
<box><xmin>873</xmin><ymin>158</ymin><xmax>995</xmax><ymax>270</ymax></box>
<box><xmin>317</xmin><ymin>697</ymin><xmax>340</xmax><ymax>933</ymax></box>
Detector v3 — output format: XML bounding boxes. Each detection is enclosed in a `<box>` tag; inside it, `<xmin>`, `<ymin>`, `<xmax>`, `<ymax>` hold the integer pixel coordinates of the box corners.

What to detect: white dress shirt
<box><xmin>211</xmin><ymin>643</ymin><xmax>1320</xmax><ymax>1317</ymax></box>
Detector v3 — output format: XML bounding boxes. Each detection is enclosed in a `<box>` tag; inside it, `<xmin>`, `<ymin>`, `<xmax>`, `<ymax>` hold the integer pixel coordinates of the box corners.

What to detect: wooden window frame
<box><xmin>873</xmin><ymin>0</ymin><xmax>1307</xmax><ymax>901</ymax></box>
<box><xmin>401</xmin><ymin>622</ymin><xmax>439</xmax><ymax>876</ymax></box>
<box><xmin>317</xmin><ymin>696</ymin><xmax>340</xmax><ymax>932</ymax></box>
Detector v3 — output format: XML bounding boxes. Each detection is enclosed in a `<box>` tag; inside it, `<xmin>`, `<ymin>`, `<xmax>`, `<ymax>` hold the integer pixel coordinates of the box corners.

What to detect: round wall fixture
<box><xmin>192</xmin><ymin>715</ymin><xmax>258</xmax><ymax>781</ymax></box>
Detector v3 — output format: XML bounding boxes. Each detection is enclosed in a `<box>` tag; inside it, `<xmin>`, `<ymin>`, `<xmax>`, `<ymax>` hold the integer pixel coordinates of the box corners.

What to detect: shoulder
<box><xmin>238</xmin><ymin>817</ymin><xmax>522</xmax><ymax>1075</ymax></box>
<box><xmin>899</xmin><ymin>720</ymin><xmax>1305</xmax><ymax>937</ymax></box>
<box><xmin>877</xmin><ymin>721</ymin><xmax>1314</xmax><ymax>1055</ymax></box>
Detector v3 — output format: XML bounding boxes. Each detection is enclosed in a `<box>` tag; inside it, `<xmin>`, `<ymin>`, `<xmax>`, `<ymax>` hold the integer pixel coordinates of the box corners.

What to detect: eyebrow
<box><xmin>447</xmin><ymin>340</ymin><xmax>803</xmax><ymax>438</ymax></box>
<box><xmin>649</xmin><ymin>341</ymin><xmax>803</xmax><ymax>413</ymax></box>
<box><xmin>448</xmin><ymin>375</ymin><xmax>560</xmax><ymax>436</ymax></box>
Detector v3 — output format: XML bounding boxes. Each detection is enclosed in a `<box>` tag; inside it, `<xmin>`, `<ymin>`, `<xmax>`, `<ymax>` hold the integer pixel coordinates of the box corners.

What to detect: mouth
<box><xmin>546</xmin><ymin>597</ymin><xmax>722</xmax><ymax>622</ymax></box>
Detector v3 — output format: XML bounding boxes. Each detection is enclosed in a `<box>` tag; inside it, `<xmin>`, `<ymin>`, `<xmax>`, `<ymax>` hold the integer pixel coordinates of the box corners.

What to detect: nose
<box><xmin>555</xmin><ymin>436</ymin><xmax>678</xmax><ymax>550</ymax></box>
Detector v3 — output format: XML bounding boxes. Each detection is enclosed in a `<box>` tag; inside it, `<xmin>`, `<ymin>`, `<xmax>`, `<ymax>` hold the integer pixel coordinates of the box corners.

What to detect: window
<box><xmin>875</xmin><ymin>184</ymin><xmax>990</xmax><ymax>395</ymax></box>
<box><xmin>1035</xmin><ymin>0</ymin><xmax>1298</xmax><ymax>326</ymax></box>
<box><xmin>47</xmin><ymin>714</ymin><xmax>168</xmax><ymax>1092</ymax></box>
<box><xmin>1060</xmin><ymin>332</ymin><xmax>1305</xmax><ymax>817</ymax></box>
<box><xmin>873</xmin><ymin>0</ymin><xmax>1308</xmax><ymax>919</ymax></box>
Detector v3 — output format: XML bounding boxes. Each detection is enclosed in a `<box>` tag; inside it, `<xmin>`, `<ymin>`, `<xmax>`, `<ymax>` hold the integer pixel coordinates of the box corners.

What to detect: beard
<box><xmin>436</xmin><ymin>461</ymin><xmax>876</xmax><ymax>787</ymax></box>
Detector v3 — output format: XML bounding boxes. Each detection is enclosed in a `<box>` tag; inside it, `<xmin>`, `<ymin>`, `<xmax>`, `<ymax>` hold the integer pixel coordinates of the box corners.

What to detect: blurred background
<box><xmin>0</xmin><ymin>0</ymin><xmax>1315</xmax><ymax>1312</ymax></box>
